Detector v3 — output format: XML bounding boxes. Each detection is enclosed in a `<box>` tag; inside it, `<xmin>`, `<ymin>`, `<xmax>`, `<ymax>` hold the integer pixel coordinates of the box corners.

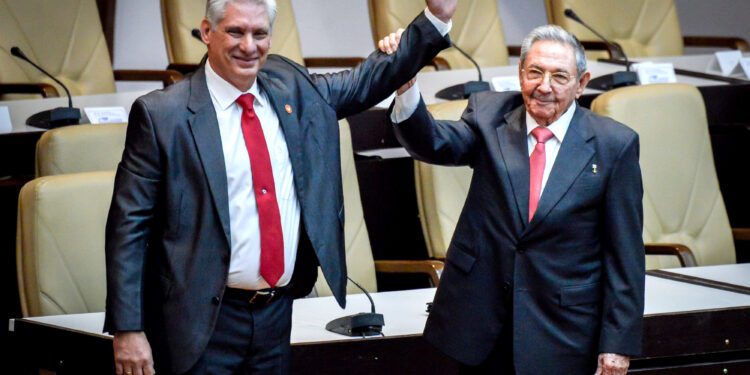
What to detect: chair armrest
<box><xmin>0</xmin><ymin>83</ymin><xmax>59</xmax><ymax>98</ymax></box>
<box><xmin>374</xmin><ymin>260</ymin><xmax>444</xmax><ymax>287</ymax></box>
<box><xmin>166</xmin><ymin>63</ymin><xmax>200</xmax><ymax>75</ymax></box>
<box><xmin>303</xmin><ymin>57</ymin><xmax>365</xmax><ymax>68</ymax></box>
<box><xmin>683</xmin><ymin>36</ymin><xmax>750</xmax><ymax>52</ymax></box>
<box><xmin>507</xmin><ymin>45</ymin><xmax>521</xmax><ymax>56</ymax></box>
<box><xmin>113</xmin><ymin>69</ymin><xmax>184</xmax><ymax>87</ymax></box>
<box><xmin>645</xmin><ymin>243</ymin><xmax>698</xmax><ymax>267</ymax></box>
<box><xmin>579</xmin><ymin>40</ymin><xmax>624</xmax><ymax>60</ymax></box>
<box><xmin>427</xmin><ymin>56</ymin><xmax>451</xmax><ymax>71</ymax></box>
<box><xmin>732</xmin><ymin>228</ymin><xmax>750</xmax><ymax>241</ymax></box>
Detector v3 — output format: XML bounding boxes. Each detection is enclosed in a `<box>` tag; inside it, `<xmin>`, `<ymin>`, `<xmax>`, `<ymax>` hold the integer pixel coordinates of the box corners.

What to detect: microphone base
<box><xmin>26</xmin><ymin>107</ymin><xmax>81</xmax><ymax>129</ymax></box>
<box><xmin>325</xmin><ymin>312</ymin><xmax>384</xmax><ymax>337</ymax></box>
<box><xmin>587</xmin><ymin>71</ymin><xmax>638</xmax><ymax>91</ymax></box>
<box><xmin>435</xmin><ymin>81</ymin><xmax>490</xmax><ymax>101</ymax></box>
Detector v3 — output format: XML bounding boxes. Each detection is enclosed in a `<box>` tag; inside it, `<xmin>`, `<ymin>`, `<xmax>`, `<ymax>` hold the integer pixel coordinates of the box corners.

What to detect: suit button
<box><xmin>212</xmin><ymin>296</ymin><xmax>221</xmax><ymax>305</ymax></box>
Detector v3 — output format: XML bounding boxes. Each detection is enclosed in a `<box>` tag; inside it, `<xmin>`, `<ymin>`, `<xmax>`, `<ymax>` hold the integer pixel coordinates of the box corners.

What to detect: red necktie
<box><xmin>529</xmin><ymin>126</ymin><xmax>554</xmax><ymax>222</ymax></box>
<box><xmin>236</xmin><ymin>93</ymin><xmax>284</xmax><ymax>287</ymax></box>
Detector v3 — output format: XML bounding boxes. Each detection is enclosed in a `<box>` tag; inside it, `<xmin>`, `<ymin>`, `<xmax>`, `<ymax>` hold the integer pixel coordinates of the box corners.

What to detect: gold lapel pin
<box><xmin>285</xmin><ymin>104</ymin><xmax>293</xmax><ymax>114</ymax></box>
<box><xmin>592</xmin><ymin>164</ymin><xmax>598</xmax><ymax>175</ymax></box>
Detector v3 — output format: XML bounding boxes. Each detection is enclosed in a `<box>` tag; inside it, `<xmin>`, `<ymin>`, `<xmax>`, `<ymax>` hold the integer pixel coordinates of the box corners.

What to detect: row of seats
<box><xmin>16</xmin><ymin>120</ymin><xmax>443</xmax><ymax>317</ymax></box>
<box><xmin>3</xmin><ymin>0</ymin><xmax>748</xmax><ymax>100</ymax></box>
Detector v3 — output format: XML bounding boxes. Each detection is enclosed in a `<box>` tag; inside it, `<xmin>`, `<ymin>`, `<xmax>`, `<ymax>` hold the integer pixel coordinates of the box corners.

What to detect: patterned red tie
<box><xmin>529</xmin><ymin>126</ymin><xmax>554</xmax><ymax>222</ymax></box>
<box><xmin>236</xmin><ymin>93</ymin><xmax>284</xmax><ymax>287</ymax></box>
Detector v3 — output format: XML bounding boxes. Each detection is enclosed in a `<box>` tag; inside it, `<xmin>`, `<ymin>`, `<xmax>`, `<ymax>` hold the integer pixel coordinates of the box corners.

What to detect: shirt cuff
<box><xmin>424</xmin><ymin>7</ymin><xmax>452</xmax><ymax>36</ymax></box>
<box><xmin>391</xmin><ymin>82</ymin><xmax>422</xmax><ymax>123</ymax></box>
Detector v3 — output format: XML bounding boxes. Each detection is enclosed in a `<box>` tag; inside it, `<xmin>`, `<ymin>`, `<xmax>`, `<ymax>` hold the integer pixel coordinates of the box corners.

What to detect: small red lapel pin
<box><xmin>285</xmin><ymin>104</ymin><xmax>292</xmax><ymax>114</ymax></box>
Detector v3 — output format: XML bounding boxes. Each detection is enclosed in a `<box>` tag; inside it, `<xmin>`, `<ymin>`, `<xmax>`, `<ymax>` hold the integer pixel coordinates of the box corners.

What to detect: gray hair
<box><xmin>520</xmin><ymin>25</ymin><xmax>587</xmax><ymax>78</ymax></box>
<box><xmin>206</xmin><ymin>0</ymin><xmax>277</xmax><ymax>29</ymax></box>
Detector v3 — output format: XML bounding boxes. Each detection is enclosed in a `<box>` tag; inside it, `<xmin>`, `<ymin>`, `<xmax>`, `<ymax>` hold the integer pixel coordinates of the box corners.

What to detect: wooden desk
<box><xmin>9</xmin><ymin>266</ymin><xmax>750</xmax><ymax>374</ymax></box>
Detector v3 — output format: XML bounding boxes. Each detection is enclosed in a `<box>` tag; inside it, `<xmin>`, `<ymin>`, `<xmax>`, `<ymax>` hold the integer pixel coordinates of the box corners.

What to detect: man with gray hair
<box><xmin>104</xmin><ymin>0</ymin><xmax>457</xmax><ymax>374</ymax></box>
<box><xmin>381</xmin><ymin>24</ymin><xmax>645</xmax><ymax>374</ymax></box>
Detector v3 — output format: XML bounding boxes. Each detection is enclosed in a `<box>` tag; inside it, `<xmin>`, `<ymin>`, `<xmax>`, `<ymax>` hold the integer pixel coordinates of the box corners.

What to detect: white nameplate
<box><xmin>632</xmin><ymin>62</ymin><xmax>677</xmax><ymax>85</ymax></box>
<box><xmin>0</xmin><ymin>106</ymin><xmax>11</xmax><ymax>132</ymax></box>
<box><xmin>84</xmin><ymin>107</ymin><xmax>128</xmax><ymax>124</ymax></box>
<box><xmin>491</xmin><ymin>76</ymin><xmax>521</xmax><ymax>92</ymax></box>
<box><xmin>707</xmin><ymin>50</ymin><xmax>743</xmax><ymax>76</ymax></box>
<box><xmin>739</xmin><ymin>57</ymin><xmax>750</xmax><ymax>79</ymax></box>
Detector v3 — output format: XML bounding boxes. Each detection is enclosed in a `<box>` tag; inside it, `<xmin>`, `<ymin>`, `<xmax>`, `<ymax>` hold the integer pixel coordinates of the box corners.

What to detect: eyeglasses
<box><xmin>522</xmin><ymin>68</ymin><xmax>573</xmax><ymax>86</ymax></box>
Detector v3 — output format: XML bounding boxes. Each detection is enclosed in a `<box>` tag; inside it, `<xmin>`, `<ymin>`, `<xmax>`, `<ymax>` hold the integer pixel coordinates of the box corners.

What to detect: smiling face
<box><xmin>519</xmin><ymin>40</ymin><xmax>590</xmax><ymax>125</ymax></box>
<box><xmin>201</xmin><ymin>1</ymin><xmax>272</xmax><ymax>91</ymax></box>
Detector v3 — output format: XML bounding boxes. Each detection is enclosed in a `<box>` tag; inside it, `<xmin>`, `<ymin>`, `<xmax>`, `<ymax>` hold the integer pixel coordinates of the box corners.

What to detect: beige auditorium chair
<box><xmin>545</xmin><ymin>0</ymin><xmax>749</xmax><ymax>58</ymax></box>
<box><xmin>16</xmin><ymin>170</ymin><xmax>115</xmax><ymax>316</ymax></box>
<box><xmin>313</xmin><ymin>120</ymin><xmax>444</xmax><ymax>296</ymax></box>
<box><xmin>369</xmin><ymin>0</ymin><xmax>511</xmax><ymax>70</ymax></box>
<box><xmin>592</xmin><ymin>83</ymin><xmax>749</xmax><ymax>269</ymax></box>
<box><xmin>0</xmin><ymin>0</ymin><xmax>182</xmax><ymax>100</ymax></box>
<box><xmin>414</xmin><ymin>100</ymin><xmax>471</xmax><ymax>260</ymax></box>
<box><xmin>161</xmin><ymin>0</ymin><xmax>364</xmax><ymax>74</ymax></box>
<box><xmin>35</xmin><ymin>123</ymin><xmax>127</xmax><ymax>177</ymax></box>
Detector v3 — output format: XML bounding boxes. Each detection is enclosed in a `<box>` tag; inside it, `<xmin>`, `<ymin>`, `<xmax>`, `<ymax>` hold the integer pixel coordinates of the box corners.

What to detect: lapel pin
<box><xmin>592</xmin><ymin>164</ymin><xmax>598</xmax><ymax>175</ymax></box>
<box><xmin>285</xmin><ymin>104</ymin><xmax>293</xmax><ymax>114</ymax></box>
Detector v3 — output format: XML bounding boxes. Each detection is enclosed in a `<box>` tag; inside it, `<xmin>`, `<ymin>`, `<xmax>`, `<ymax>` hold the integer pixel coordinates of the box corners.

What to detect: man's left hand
<box><xmin>426</xmin><ymin>0</ymin><xmax>457</xmax><ymax>23</ymax></box>
<box><xmin>595</xmin><ymin>353</ymin><xmax>630</xmax><ymax>375</ymax></box>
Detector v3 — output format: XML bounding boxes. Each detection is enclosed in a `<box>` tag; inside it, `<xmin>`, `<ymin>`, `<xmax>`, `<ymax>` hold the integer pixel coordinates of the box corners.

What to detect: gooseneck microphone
<box><xmin>563</xmin><ymin>9</ymin><xmax>637</xmax><ymax>91</ymax></box>
<box><xmin>11</xmin><ymin>46</ymin><xmax>81</xmax><ymax>129</ymax></box>
<box><xmin>325</xmin><ymin>277</ymin><xmax>385</xmax><ymax>337</ymax></box>
<box><xmin>434</xmin><ymin>42</ymin><xmax>491</xmax><ymax>100</ymax></box>
<box><xmin>191</xmin><ymin>28</ymin><xmax>202</xmax><ymax>41</ymax></box>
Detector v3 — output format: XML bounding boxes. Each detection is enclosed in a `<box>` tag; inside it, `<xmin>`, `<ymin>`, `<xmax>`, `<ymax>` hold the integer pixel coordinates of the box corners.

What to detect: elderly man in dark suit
<box><xmin>381</xmin><ymin>24</ymin><xmax>645</xmax><ymax>375</ymax></box>
<box><xmin>104</xmin><ymin>0</ymin><xmax>456</xmax><ymax>374</ymax></box>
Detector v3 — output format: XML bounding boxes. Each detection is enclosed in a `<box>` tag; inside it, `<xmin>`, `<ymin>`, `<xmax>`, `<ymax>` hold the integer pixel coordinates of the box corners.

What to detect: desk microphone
<box><xmin>435</xmin><ymin>42</ymin><xmax>491</xmax><ymax>100</ymax></box>
<box><xmin>325</xmin><ymin>277</ymin><xmax>384</xmax><ymax>337</ymax></box>
<box><xmin>10</xmin><ymin>46</ymin><xmax>81</xmax><ymax>129</ymax></box>
<box><xmin>192</xmin><ymin>28</ymin><xmax>202</xmax><ymax>41</ymax></box>
<box><xmin>563</xmin><ymin>9</ymin><xmax>637</xmax><ymax>91</ymax></box>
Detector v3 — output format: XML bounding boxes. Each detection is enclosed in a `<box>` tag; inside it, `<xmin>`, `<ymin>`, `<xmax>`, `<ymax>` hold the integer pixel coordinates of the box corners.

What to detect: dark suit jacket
<box><xmin>393</xmin><ymin>91</ymin><xmax>645</xmax><ymax>375</ymax></box>
<box><xmin>104</xmin><ymin>13</ymin><xmax>450</xmax><ymax>374</ymax></box>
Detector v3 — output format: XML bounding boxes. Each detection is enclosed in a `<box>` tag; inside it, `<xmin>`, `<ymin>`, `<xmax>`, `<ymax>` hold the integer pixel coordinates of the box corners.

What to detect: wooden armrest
<box><xmin>732</xmin><ymin>228</ymin><xmax>750</xmax><ymax>241</ymax></box>
<box><xmin>507</xmin><ymin>45</ymin><xmax>521</xmax><ymax>56</ymax></box>
<box><xmin>683</xmin><ymin>36</ymin><xmax>750</xmax><ymax>52</ymax></box>
<box><xmin>579</xmin><ymin>40</ymin><xmax>624</xmax><ymax>60</ymax></box>
<box><xmin>645</xmin><ymin>243</ymin><xmax>698</xmax><ymax>267</ymax></box>
<box><xmin>427</xmin><ymin>57</ymin><xmax>451</xmax><ymax>71</ymax></box>
<box><xmin>166</xmin><ymin>63</ymin><xmax>200</xmax><ymax>75</ymax></box>
<box><xmin>374</xmin><ymin>260</ymin><xmax>444</xmax><ymax>287</ymax></box>
<box><xmin>303</xmin><ymin>57</ymin><xmax>365</xmax><ymax>68</ymax></box>
<box><xmin>113</xmin><ymin>69</ymin><xmax>184</xmax><ymax>87</ymax></box>
<box><xmin>0</xmin><ymin>83</ymin><xmax>59</xmax><ymax>98</ymax></box>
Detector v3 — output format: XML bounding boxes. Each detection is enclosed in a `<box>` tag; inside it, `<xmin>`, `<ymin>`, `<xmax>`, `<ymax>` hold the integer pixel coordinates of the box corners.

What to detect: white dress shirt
<box><xmin>205</xmin><ymin>61</ymin><xmax>300</xmax><ymax>290</ymax></box>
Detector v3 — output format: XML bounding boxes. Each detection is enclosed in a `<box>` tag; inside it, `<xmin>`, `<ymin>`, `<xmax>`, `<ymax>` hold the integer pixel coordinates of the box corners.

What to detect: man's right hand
<box><xmin>114</xmin><ymin>331</ymin><xmax>155</xmax><ymax>375</ymax></box>
<box><xmin>426</xmin><ymin>0</ymin><xmax>457</xmax><ymax>23</ymax></box>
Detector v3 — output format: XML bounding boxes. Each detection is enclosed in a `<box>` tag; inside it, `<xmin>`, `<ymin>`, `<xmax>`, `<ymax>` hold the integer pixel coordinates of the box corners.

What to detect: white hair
<box><xmin>520</xmin><ymin>25</ymin><xmax>587</xmax><ymax>78</ymax></box>
<box><xmin>205</xmin><ymin>0</ymin><xmax>277</xmax><ymax>29</ymax></box>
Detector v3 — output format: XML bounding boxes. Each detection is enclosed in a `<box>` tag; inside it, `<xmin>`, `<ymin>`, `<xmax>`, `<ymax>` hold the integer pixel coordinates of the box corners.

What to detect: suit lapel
<box><xmin>524</xmin><ymin>106</ymin><xmax>595</xmax><ymax>235</ymax></box>
<box><xmin>496</xmin><ymin>106</ymin><xmax>531</xmax><ymax>227</ymax></box>
<box><xmin>186</xmin><ymin>67</ymin><xmax>231</xmax><ymax>246</ymax></box>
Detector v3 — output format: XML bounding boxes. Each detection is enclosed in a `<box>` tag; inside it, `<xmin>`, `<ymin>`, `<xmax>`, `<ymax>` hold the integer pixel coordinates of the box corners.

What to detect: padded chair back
<box><xmin>17</xmin><ymin>171</ymin><xmax>115</xmax><ymax>317</ymax></box>
<box><xmin>591</xmin><ymin>84</ymin><xmax>735</xmax><ymax>269</ymax></box>
<box><xmin>35</xmin><ymin>123</ymin><xmax>127</xmax><ymax>177</ymax></box>
<box><xmin>368</xmin><ymin>0</ymin><xmax>509</xmax><ymax>69</ymax></box>
<box><xmin>545</xmin><ymin>0</ymin><xmax>684</xmax><ymax>57</ymax></box>
<box><xmin>313</xmin><ymin>119</ymin><xmax>377</xmax><ymax>296</ymax></box>
<box><xmin>0</xmin><ymin>0</ymin><xmax>116</xmax><ymax>99</ymax></box>
<box><xmin>414</xmin><ymin>100</ymin><xmax>472</xmax><ymax>259</ymax></box>
<box><xmin>161</xmin><ymin>0</ymin><xmax>305</xmax><ymax>66</ymax></box>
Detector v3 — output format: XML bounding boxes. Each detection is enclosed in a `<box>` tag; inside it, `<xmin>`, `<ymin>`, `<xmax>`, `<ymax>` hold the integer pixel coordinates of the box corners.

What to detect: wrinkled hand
<box><xmin>377</xmin><ymin>28</ymin><xmax>416</xmax><ymax>95</ymax></box>
<box><xmin>426</xmin><ymin>0</ymin><xmax>457</xmax><ymax>23</ymax></box>
<box><xmin>114</xmin><ymin>331</ymin><xmax>155</xmax><ymax>375</ymax></box>
<box><xmin>595</xmin><ymin>353</ymin><xmax>630</xmax><ymax>375</ymax></box>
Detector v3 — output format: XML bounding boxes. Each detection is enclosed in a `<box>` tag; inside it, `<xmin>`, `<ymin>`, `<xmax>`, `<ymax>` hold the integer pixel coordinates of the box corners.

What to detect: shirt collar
<box><xmin>525</xmin><ymin>101</ymin><xmax>577</xmax><ymax>143</ymax></box>
<box><xmin>205</xmin><ymin>59</ymin><xmax>266</xmax><ymax>111</ymax></box>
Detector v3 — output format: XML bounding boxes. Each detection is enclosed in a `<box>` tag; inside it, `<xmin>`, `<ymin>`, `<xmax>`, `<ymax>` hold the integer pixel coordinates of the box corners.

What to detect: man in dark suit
<box><xmin>385</xmin><ymin>25</ymin><xmax>645</xmax><ymax>375</ymax></box>
<box><xmin>104</xmin><ymin>0</ymin><xmax>455</xmax><ymax>374</ymax></box>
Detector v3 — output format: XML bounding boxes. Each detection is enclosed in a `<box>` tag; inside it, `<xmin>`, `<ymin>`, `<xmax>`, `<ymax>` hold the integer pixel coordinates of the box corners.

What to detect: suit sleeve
<box><xmin>309</xmin><ymin>12</ymin><xmax>451</xmax><ymax>119</ymax></box>
<box><xmin>390</xmin><ymin>95</ymin><xmax>478</xmax><ymax>167</ymax></box>
<box><xmin>598</xmin><ymin>133</ymin><xmax>646</xmax><ymax>356</ymax></box>
<box><xmin>104</xmin><ymin>99</ymin><xmax>163</xmax><ymax>333</ymax></box>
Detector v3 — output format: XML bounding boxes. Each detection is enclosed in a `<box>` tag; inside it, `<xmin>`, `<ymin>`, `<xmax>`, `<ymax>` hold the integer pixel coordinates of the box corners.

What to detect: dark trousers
<box><xmin>183</xmin><ymin>293</ymin><xmax>293</xmax><ymax>375</ymax></box>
